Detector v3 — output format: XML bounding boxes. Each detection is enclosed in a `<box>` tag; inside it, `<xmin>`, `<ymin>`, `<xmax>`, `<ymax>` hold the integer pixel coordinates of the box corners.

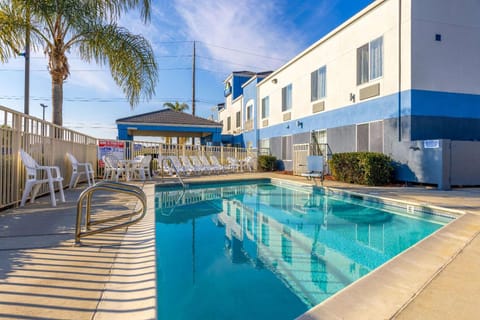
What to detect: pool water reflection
<box><xmin>155</xmin><ymin>182</ymin><xmax>451</xmax><ymax>320</ymax></box>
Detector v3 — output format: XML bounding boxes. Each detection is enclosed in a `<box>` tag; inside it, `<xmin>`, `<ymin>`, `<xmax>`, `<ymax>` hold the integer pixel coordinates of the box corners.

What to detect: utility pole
<box><xmin>192</xmin><ymin>41</ymin><xmax>196</xmax><ymax>116</ymax></box>
<box><xmin>24</xmin><ymin>8</ymin><xmax>31</xmax><ymax>115</ymax></box>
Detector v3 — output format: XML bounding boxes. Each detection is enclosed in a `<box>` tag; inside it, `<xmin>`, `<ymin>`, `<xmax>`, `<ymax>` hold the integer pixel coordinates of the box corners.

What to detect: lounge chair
<box><xmin>209</xmin><ymin>155</ymin><xmax>229</xmax><ymax>173</ymax></box>
<box><xmin>200</xmin><ymin>155</ymin><xmax>223</xmax><ymax>174</ymax></box>
<box><xmin>180</xmin><ymin>155</ymin><xmax>202</xmax><ymax>175</ymax></box>
<box><xmin>66</xmin><ymin>152</ymin><xmax>95</xmax><ymax>188</ymax></box>
<box><xmin>168</xmin><ymin>155</ymin><xmax>193</xmax><ymax>176</ymax></box>
<box><xmin>301</xmin><ymin>155</ymin><xmax>324</xmax><ymax>183</ymax></box>
<box><xmin>190</xmin><ymin>155</ymin><xmax>211</xmax><ymax>175</ymax></box>
<box><xmin>19</xmin><ymin>149</ymin><xmax>66</xmax><ymax>207</ymax></box>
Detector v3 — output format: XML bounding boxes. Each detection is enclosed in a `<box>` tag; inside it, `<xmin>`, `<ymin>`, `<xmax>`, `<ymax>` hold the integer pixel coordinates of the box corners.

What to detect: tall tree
<box><xmin>163</xmin><ymin>101</ymin><xmax>189</xmax><ymax>112</ymax></box>
<box><xmin>0</xmin><ymin>0</ymin><xmax>158</xmax><ymax>126</ymax></box>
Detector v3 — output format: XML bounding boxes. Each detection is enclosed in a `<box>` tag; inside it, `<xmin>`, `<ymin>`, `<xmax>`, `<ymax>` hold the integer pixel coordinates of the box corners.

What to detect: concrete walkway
<box><xmin>0</xmin><ymin>173</ymin><xmax>479</xmax><ymax>319</ymax></box>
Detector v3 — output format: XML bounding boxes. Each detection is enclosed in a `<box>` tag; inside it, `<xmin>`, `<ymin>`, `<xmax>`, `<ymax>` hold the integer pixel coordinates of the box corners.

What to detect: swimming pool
<box><xmin>155</xmin><ymin>180</ymin><xmax>452</xmax><ymax>320</ymax></box>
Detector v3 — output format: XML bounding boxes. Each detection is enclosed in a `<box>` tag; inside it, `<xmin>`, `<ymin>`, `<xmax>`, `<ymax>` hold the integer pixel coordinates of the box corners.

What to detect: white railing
<box><xmin>0</xmin><ymin>105</ymin><xmax>98</xmax><ymax>209</ymax></box>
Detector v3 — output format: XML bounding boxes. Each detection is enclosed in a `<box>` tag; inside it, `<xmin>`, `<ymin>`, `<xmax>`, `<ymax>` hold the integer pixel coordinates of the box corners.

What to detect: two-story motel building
<box><xmin>218</xmin><ymin>0</ymin><xmax>480</xmax><ymax>188</ymax></box>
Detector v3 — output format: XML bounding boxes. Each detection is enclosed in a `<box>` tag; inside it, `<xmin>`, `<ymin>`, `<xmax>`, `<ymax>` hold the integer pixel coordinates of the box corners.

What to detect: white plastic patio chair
<box><xmin>66</xmin><ymin>152</ymin><xmax>95</xmax><ymax>188</ymax></box>
<box><xmin>227</xmin><ymin>156</ymin><xmax>241</xmax><ymax>172</ymax></box>
<box><xmin>242</xmin><ymin>156</ymin><xmax>256</xmax><ymax>172</ymax></box>
<box><xmin>103</xmin><ymin>154</ymin><xmax>125</xmax><ymax>181</ymax></box>
<box><xmin>19</xmin><ymin>149</ymin><xmax>66</xmax><ymax>207</ymax></box>
<box><xmin>133</xmin><ymin>155</ymin><xmax>152</xmax><ymax>180</ymax></box>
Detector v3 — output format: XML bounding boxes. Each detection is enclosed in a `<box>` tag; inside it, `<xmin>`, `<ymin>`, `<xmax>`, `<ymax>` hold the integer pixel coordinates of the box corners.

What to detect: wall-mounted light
<box><xmin>286</xmin><ymin>124</ymin><xmax>290</xmax><ymax>129</ymax></box>
<box><xmin>272</xmin><ymin>78</ymin><xmax>278</xmax><ymax>84</ymax></box>
<box><xmin>350</xmin><ymin>93</ymin><xmax>356</xmax><ymax>103</ymax></box>
<box><xmin>296</xmin><ymin>120</ymin><xmax>303</xmax><ymax>128</ymax></box>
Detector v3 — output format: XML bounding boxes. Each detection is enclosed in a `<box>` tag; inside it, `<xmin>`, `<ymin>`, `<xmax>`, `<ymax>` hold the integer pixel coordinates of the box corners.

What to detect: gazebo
<box><xmin>116</xmin><ymin>109</ymin><xmax>222</xmax><ymax>145</ymax></box>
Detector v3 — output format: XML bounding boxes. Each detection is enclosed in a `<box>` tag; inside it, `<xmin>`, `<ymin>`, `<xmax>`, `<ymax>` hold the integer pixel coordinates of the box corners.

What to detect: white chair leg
<box><xmin>20</xmin><ymin>181</ymin><xmax>34</xmax><ymax>207</ymax></box>
<box><xmin>69</xmin><ymin>172</ymin><xmax>78</xmax><ymax>189</ymax></box>
<box><xmin>48</xmin><ymin>179</ymin><xmax>57</xmax><ymax>207</ymax></box>
<box><xmin>31</xmin><ymin>183</ymin><xmax>42</xmax><ymax>203</ymax></box>
<box><xmin>58</xmin><ymin>181</ymin><xmax>66</xmax><ymax>203</ymax></box>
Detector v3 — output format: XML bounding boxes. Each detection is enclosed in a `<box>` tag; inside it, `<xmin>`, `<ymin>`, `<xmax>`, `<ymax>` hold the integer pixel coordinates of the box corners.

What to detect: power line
<box><xmin>197</xmin><ymin>41</ymin><xmax>288</xmax><ymax>62</ymax></box>
<box><xmin>196</xmin><ymin>55</ymin><xmax>267</xmax><ymax>71</ymax></box>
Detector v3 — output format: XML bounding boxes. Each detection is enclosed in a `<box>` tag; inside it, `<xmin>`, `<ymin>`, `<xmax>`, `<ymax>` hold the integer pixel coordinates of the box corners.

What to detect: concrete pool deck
<box><xmin>0</xmin><ymin>172</ymin><xmax>479</xmax><ymax>319</ymax></box>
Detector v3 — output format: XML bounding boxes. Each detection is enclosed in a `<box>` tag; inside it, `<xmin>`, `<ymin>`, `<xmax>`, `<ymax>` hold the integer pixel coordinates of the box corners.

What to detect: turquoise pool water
<box><xmin>155</xmin><ymin>181</ymin><xmax>452</xmax><ymax>320</ymax></box>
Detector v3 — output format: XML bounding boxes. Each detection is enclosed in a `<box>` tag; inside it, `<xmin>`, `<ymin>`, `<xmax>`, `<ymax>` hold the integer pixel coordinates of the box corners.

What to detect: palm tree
<box><xmin>163</xmin><ymin>101</ymin><xmax>189</xmax><ymax>112</ymax></box>
<box><xmin>0</xmin><ymin>0</ymin><xmax>158</xmax><ymax>126</ymax></box>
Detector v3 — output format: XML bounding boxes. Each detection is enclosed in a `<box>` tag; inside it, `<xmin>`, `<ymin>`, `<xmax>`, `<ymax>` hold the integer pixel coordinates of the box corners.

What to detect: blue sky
<box><xmin>0</xmin><ymin>0</ymin><xmax>373</xmax><ymax>139</ymax></box>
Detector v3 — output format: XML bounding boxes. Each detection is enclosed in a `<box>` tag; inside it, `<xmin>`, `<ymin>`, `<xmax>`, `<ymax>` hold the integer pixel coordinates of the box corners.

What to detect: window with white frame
<box><xmin>236</xmin><ymin>111</ymin><xmax>241</xmax><ymax>128</ymax></box>
<box><xmin>227</xmin><ymin>117</ymin><xmax>231</xmax><ymax>131</ymax></box>
<box><xmin>246</xmin><ymin>104</ymin><xmax>252</xmax><ymax>121</ymax></box>
<box><xmin>311</xmin><ymin>66</ymin><xmax>326</xmax><ymax>101</ymax></box>
<box><xmin>357</xmin><ymin>36</ymin><xmax>383</xmax><ymax>85</ymax></box>
<box><xmin>281</xmin><ymin>84</ymin><xmax>292</xmax><ymax>112</ymax></box>
<box><xmin>261</xmin><ymin>96</ymin><xmax>270</xmax><ymax>119</ymax></box>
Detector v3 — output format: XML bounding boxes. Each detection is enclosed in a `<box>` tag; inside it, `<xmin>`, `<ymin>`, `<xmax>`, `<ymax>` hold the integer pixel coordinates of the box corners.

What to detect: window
<box><xmin>261</xmin><ymin>96</ymin><xmax>270</xmax><ymax>119</ymax></box>
<box><xmin>246</xmin><ymin>105</ymin><xmax>252</xmax><ymax>121</ymax></box>
<box><xmin>356</xmin><ymin>121</ymin><xmax>384</xmax><ymax>152</ymax></box>
<box><xmin>311</xmin><ymin>130</ymin><xmax>327</xmax><ymax>155</ymax></box>
<box><xmin>227</xmin><ymin>116</ymin><xmax>231</xmax><ymax>131</ymax></box>
<box><xmin>281</xmin><ymin>84</ymin><xmax>292</xmax><ymax>111</ymax></box>
<box><xmin>236</xmin><ymin>111</ymin><xmax>241</xmax><ymax>128</ymax></box>
<box><xmin>281</xmin><ymin>135</ymin><xmax>292</xmax><ymax>160</ymax></box>
<box><xmin>357</xmin><ymin>36</ymin><xmax>383</xmax><ymax>85</ymax></box>
<box><xmin>311</xmin><ymin>66</ymin><xmax>326</xmax><ymax>101</ymax></box>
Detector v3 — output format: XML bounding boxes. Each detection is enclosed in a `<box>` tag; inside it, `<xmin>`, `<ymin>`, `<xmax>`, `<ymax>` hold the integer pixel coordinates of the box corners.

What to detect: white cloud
<box><xmin>171</xmin><ymin>0</ymin><xmax>306</xmax><ymax>74</ymax></box>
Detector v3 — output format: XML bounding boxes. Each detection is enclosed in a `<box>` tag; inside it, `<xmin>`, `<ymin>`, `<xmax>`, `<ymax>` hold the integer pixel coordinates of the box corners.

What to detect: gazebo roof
<box><xmin>116</xmin><ymin>109</ymin><xmax>221</xmax><ymax>127</ymax></box>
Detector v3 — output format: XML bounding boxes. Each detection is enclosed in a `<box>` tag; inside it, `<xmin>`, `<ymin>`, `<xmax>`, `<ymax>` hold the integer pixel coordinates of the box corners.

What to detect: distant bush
<box><xmin>329</xmin><ymin>152</ymin><xmax>394</xmax><ymax>186</ymax></box>
<box><xmin>257</xmin><ymin>155</ymin><xmax>277</xmax><ymax>171</ymax></box>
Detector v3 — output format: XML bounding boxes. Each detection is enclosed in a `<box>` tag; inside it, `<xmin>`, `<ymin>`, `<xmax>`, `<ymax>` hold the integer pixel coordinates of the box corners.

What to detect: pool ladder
<box><xmin>160</xmin><ymin>157</ymin><xmax>186</xmax><ymax>190</ymax></box>
<box><xmin>75</xmin><ymin>181</ymin><xmax>147</xmax><ymax>244</ymax></box>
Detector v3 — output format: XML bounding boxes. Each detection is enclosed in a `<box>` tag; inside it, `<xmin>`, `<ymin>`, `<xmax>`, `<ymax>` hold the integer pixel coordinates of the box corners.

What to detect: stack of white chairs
<box><xmin>66</xmin><ymin>152</ymin><xmax>95</xmax><ymax>188</ymax></box>
<box><xmin>19</xmin><ymin>149</ymin><xmax>66</xmax><ymax>207</ymax></box>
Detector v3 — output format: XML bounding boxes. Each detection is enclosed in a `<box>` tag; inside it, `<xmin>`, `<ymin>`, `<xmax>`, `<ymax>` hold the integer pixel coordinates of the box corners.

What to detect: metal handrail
<box><xmin>75</xmin><ymin>181</ymin><xmax>147</xmax><ymax>244</ymax></box>
<box><xmin>161</xmin><ymin>157</ymin><xmax>186</xmax><ymax>189</ymax></box>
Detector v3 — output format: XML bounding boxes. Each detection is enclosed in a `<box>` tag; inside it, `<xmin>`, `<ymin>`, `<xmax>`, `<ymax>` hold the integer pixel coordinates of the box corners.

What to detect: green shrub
<box><xmin>257</xmin><ymin>155</ymin><xmax>277</xmax><ymax>171</ymax></box>
<box><xmin>329</xmin><ymin>152</ymin><xmax>394</xmax><ymax>185</ymax></box>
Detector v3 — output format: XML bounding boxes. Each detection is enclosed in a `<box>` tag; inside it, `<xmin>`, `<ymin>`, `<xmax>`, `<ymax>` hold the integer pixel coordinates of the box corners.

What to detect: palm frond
<box><xmin>78</xmin><ymin>23</ymin><xmax>158</xmax><ymax>107</ymax></box>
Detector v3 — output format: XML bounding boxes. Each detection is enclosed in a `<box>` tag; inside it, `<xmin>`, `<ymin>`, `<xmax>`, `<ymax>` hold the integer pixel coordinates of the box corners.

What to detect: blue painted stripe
<box><xmin>411</xmin><ymin>90</ymin><xmax>480</xmax><ymax>119</ymax></box>
<box><xmin>258</xmin><ymin>89</ymin><xmax>480</xmax><ymax>139</ymax></box>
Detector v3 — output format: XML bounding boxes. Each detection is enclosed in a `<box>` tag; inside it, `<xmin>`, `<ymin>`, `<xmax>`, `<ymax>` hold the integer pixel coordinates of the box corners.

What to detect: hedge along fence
<box><xmin>329</xmin><ymin>152</ymin><xmax>394</xmax><ymax>186</ymax></box>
